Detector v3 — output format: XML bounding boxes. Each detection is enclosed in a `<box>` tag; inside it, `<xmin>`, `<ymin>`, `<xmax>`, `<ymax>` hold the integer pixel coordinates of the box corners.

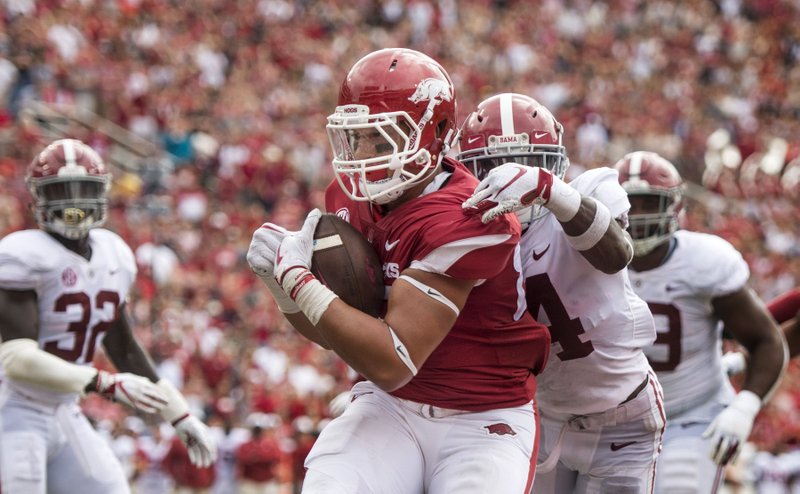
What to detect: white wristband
<box><xmin>732</xmin><ymin>390</ymin><xmax>762</xmax><ymax>418</ymax></box>
<box><xmin>279</xmin><ymin>267</ymin><xmax>339</xmax><ymax>325</ymax></box>
<box><xmin>260</xmin><ymin>275</ymin><xmax>301</xmax><ymax>314</ymax></box>
<box><xmin>565</xmin><ymin>199</ymin><xmax>612</xmax><ymax>251</ymax></box>
<box><xmin>546</xmin><ymin>177</ymin><xmax>582</xmax><ymax>222</ymax></box>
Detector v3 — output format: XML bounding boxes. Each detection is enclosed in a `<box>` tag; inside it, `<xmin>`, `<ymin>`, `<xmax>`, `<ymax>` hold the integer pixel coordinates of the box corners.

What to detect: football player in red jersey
<box><xmin>723</xmin><ymin>288</ymin><xmax>800</xmax><ymax>373</ymax></box>
<box><xmin>247</xmin><ymin>48</ymin><xmax>555</xmax><ymax>494</ymax></box>
<box><xmin>0</xmin><ymin>139</ymin><xmax>216</xmax><ymax>494</ymax></box>
<box><xmin>769</xmin><ymin>289</ymin><xmax>800</xmax><ymax>356</ymax></box>
<box><xmin>615</xmin><ymin>152</ymin><xmax>786</xmax><ymax>493</ymax></box>
<box><xmin>460</xmin><ymin>93</ymin><xmax>665</xmax><ymax>494</ymax></box>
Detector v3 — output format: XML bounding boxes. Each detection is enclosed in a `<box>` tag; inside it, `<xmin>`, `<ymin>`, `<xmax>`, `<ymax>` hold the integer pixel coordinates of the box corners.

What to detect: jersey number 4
<box><xmin>526</xmin><ymin>273</ymin><xmax>595</xmax><ymax>361</ymax></box>
<box><xmin>44</xmin><ymin>290</ymin><xmax>120</xmax><ymax>363</ymax></box>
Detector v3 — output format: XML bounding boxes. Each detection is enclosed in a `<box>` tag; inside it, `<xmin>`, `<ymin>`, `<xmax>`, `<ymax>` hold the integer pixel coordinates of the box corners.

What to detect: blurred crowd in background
<box><xmin>1</xmin><ymin>0</ymin><xmax>799</xmax><ymax>491</ymax></box>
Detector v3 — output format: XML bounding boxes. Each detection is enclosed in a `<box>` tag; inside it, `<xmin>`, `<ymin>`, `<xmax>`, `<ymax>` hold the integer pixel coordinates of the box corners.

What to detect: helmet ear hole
<box><xmin>435</xmin><ymin>119</ymin><xmax>448</xmax><ymax>138</ymax></box>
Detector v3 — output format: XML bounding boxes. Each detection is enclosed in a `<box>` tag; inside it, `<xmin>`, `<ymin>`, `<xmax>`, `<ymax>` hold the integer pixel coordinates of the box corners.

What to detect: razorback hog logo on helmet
<box><xmin>408</xmin><ymin>78</ymin><xmax>452</xmax><ymax>106</ymax></box>
<box><xmin>484</xmin><ymin>423</ymin><xmax>516</xmax><ymax>436</ymax></box>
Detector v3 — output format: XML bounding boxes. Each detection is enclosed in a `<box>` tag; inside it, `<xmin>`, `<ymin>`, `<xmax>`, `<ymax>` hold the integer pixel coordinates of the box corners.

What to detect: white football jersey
<box><xmin>523</xmin><ymin>168</ymin><xmax>656</xmax><ymax>416</ymax></box>
<box><xmin>0</xmin><ymin>229</ymin><xmax>137</xmax><ymax>401</ymax></box>
<box><xmin>627</xmin><ymin>230</ymin><xmax>748</xmax><ymax>418</ymax></box>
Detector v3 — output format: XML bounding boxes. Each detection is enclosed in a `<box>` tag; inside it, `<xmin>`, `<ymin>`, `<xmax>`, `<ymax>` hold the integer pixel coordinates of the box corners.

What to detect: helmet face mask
<box><xmin>457</xmin><ymin>93</ymin><xmax>568</xmax><ymax>227</ymax></box>
<box><xmin>27</xmin><ymin>139</ymin><xmax>111</xmax><ymax>239</ymax></box>
<box><xmin>614</xmin><ymin>151</ymin><xmax>683</xmax><ymax>257</ymax></box>
<box><xmin>626</xmin><ymin>190</ymin><xmax>681</xmax><ymax>256</ymax></box>
<box><xmin>327</xmin><ymin>49</ymin><xmax>457</xmax><ymax>205</ymax></box>
<box><xmin>459</xmin><ymin>145</ymin><xmax>567</xmax><ymax>181</ymax></box>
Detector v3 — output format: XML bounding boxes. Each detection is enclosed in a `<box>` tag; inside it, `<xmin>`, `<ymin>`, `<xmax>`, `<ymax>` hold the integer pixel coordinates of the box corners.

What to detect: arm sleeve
<box><xmin>0</xmin><ymin>339</ymin><xmax>96</xmax><ymax>392</ymax></box>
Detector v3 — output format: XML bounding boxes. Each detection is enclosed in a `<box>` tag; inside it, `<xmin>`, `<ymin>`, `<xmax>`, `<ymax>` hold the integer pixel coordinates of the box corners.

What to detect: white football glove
<box><xmin>247</xmin><ymin>223</ymin><xmax>289</xmax><ymax>279</ymax></box>
<box><xmin>155</xmin><ymin>379</ymin><xmax>218</xmax><ymax>468</ymax></box>
<box><xmin>92</xmin><ymin>371</ymin><xmax>168</xmax><ymax>414</ymax></box>
<box><xmin>702</xmin><ymin>390</ymin><xmax>761</xmax><ymax>465</ymax></box>
<box><xmin>247</xmin><ymin>223</ymin><xmax>301</xmax><ymax>313</ymax></box>
<box><xmin>463</xmin><ymin>163</ymin><xmax>580</xmax><ymax>223</ymax></box>
<box><xmin>173</xmin><ymin>414</ymin><xmax>218</xmax><ymax>468</ymax></box>
<box><xmin>274</xmin><ymin>209</ymin><xmax>321</xmax><ymax>283</ymax></box>
<box><xmin>274</xmin><ymin>209</ymin><xmax>338</xmax><ymax>325</ymax></box>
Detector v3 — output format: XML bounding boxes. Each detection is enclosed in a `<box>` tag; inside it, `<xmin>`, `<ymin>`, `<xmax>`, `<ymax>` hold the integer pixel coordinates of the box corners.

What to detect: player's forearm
<box><xmin>317</xmin><ymin>299</ymin><xmax>416</xmax><ymax>391</ymax></box>
<box><xmin>559</xmin><ymin>197</ymin><xmax>632</xmax><ymax>274</ymax></box>
<box><xmin>285</xmin><ymin>312</ymin><xmax>332</xmax><ymax>349</ymax></box>
<box><xmin>104</xmin><ymin>313</ymin><xmax>160</xmax><ymax>382</ymax></box>
<box><xmin>741</xmin><ymin>325</ymin><xmax>788</xmax><ymax>401</ymax></box>
<box><xmin>111</xmin><ymin>338</ymin><xmax>161</xmax><ymax>383</ymax></box>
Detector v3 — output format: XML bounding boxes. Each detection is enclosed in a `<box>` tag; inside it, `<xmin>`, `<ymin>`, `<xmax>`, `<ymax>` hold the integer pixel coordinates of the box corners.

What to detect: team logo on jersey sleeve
<box><xmin>61</xmin><ymin>267</ymin><xmax>77</xmax><ymax>287</ymax></box>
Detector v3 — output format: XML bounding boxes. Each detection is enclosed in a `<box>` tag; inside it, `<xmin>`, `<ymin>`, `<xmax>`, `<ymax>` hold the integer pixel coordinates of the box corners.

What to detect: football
<box><xmin>311</xmin><ymin>214</ymin><xmax>384</xmax><ymax>317</ymax></box>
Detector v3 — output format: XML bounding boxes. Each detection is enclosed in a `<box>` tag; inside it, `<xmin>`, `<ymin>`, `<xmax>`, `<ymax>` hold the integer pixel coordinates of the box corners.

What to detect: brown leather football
<box><xmin>311</xmin><ymin>214</ymin><xmax>384</xmax><ymax>317</ymax></box>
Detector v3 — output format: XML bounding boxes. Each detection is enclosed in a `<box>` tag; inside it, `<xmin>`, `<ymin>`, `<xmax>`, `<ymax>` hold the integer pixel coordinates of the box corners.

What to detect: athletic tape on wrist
<box><xmin>398</xmin><ymin>275</ymin><xmax>460</xmax><ymax>316</ymax></box>
<box><xmin>280</xmin><ymin>267</ymin><xmax>338</xmax><ymax>325</ymax></box>
<box><xmin>383</xmin><ymin>320</ymin><xmax>418</xmax><ymax>376</ymax></box>
<box><xmin>262</xmin><ymin>275</ymin><xmax>301</xmax><ymax>314</ymax></box>
<box><xmin>565</xmin><ymin>199</ymin><xmax>612</xmax><ymax>251</ymax></box>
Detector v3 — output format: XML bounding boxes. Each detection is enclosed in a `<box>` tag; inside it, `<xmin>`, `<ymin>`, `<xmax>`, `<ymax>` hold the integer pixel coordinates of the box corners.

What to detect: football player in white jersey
<box><xmin>614</xmin><ymin>151</ymin><xmax>787</xmax><ymax>494</ymax></box>
<box><xmin>460</xmin><ymin>93</ymin><xmax>665</xmax><ymax>494</ymax></box>
<box><xmin>0</xmin><ymin>139</ymin><xmax>217</xmax><ymax>494</ymax></box>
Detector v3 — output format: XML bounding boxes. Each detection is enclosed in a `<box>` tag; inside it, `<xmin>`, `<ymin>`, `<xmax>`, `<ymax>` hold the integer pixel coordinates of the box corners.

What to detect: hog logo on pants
<box><xmin>484</xmin><ymin>423</ymin><xmax>516</xmax><ymax>436</ymax></box>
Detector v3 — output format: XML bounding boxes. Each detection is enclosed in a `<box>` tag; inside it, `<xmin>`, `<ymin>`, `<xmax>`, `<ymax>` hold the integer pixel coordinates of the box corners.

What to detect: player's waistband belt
<box><xmin>396</xmin><ymin>397</ymin><xmax>472</xmax><ymax>419</ymax></box>
<box><xmin>1</xmin><ymin>379</ymin><xmax>78</xmax><ymax>411</ymax></box>
<box><xmin>567</xmin><ymin>374</ymin><xmax>651</xmax><ymax>431</ymax></box>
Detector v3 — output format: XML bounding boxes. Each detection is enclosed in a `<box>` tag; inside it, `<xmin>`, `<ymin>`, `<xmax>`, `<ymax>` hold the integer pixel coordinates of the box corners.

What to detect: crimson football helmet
<box><xmin>326</xmin><ymin>48</ymin><xmax>457</xmax><ymax>205</ymax></box>
<box><xmin>26</xmin><ymin>139</ymin><xmax>111</xmax><ymax>239</ymax></box>
<box><xmin>614</xmin><ymin>151</ymin><xmax>683</xmax><ymax>256</ymax></box>
<box><xmin>458</xmin><ymin>93</ymin><xmax>567</xmax><ymax>226</ymax></box>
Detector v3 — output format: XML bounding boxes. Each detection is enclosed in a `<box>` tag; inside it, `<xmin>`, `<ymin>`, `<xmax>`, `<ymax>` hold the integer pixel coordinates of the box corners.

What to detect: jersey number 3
<box><xmin>646</xmin><ymin>302</ymin><xmax>682</xmax><ymax>372</ymax></box>
<box><xmin>44</xmin><ymin>290</ymin><xmax>120</xmax><ymax>363</ymax></box>
<box><xmin>526</xmin><ymin>273</ymin><xmax>595</xmax><ymax>361</ymax></box>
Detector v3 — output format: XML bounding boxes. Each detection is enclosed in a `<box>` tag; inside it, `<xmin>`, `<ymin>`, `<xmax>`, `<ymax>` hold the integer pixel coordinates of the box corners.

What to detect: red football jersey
<box><xmin>325</xmin><ymin>158</ymin><xmax>550</xmax><ymax>411</ymax></box>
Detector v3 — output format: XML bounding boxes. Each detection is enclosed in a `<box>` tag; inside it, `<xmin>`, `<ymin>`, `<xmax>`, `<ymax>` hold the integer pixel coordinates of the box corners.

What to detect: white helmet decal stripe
<box><xmin>500</xmin><ymin>93</ymin><xmax>515</xmax><ymax>136</ymax></box>
<box><xmin>628</xmin><ymin>151</ymin><xmax>643</xmax><ymax>181</ymax></box>
<box><xmin>63</xmin><ymin>139</ymin><xmax>77</xmax><ymax>168</ymax></box>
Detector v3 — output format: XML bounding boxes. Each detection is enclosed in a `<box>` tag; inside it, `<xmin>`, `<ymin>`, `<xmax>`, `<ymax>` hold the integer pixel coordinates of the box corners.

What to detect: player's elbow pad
<box><xmin>0</xmin><ymin>338</ymin><xmax>96</xmax><ymax>393</ymax></box>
